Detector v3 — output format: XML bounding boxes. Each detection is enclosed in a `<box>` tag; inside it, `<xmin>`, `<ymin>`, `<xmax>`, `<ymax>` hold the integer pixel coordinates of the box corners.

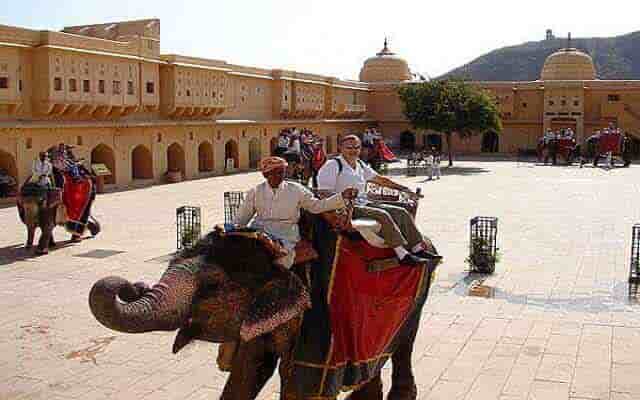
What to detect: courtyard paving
<box><xmin>1</xmin><ymin>160</ymin><xmax>640</xmax><ymax>400</ymax></box>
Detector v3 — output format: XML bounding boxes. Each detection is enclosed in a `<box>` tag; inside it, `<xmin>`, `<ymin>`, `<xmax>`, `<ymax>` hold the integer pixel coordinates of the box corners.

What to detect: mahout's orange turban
<box><xmin>260</xmin><ymin>156</ymin><xmax>288</xmax><ymax>173</ymax></box>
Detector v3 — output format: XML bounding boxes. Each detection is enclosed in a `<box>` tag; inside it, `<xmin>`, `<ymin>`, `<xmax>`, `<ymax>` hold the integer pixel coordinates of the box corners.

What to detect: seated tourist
<box><xmin>217</xmin><ymin>156</ymin><xmax>357</xmax><ymax>371</ymax></box>
<box><xmin>316</xmin><ymin>134</ymin><xmax>440</xmax><ymax>266</ymax></box>
<box><xmin>233</xmin><ymin>156</ymin><xmax>357</xmax><ymax>269</ymax></box>
<box><xmin>0</xmin><ymin>169</ymin><xmax>16</xmax><ymax>198</ymax></box>
<box><xmin>31</xmin><ymin>151</ymin><xmax>53</xmax><ymax>188</ymax></box>
<box><xmin>276</xmin><ymin>133</ymin><xmax>289</xmax><ymax>156</ymax></box>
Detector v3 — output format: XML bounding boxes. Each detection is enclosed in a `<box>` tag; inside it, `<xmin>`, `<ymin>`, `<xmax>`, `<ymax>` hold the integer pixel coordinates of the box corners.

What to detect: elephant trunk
<box><xmin>89</xmin><ymin>262</ymin><xmax>200</xmax><ymax>334</ymax></box>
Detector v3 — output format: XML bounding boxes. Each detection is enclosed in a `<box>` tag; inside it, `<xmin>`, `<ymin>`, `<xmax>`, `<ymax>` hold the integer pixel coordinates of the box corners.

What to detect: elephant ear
<box><xmin>240</xmin><ymin>271</ymin><xmax>311</xmax><ymax>342</ymax></box>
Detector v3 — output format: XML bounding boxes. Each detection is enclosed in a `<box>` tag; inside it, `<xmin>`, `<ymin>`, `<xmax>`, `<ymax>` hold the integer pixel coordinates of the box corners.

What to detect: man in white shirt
<box><xmin>233</xmin><ymin>156</ymin><xmax>357</xmax><ymax>269</ymax></box>
<box><xmin>218</xmin><ymin>156</ymin><xmax>356</xmax><ymax>371</ymax></box>
<box><xmin>316</xmin><ymin>135</ymin><xmax>439</xmax><ymax>266</ymax></box>
<box><xmin>31</xmin><ymin>151</ymin><xmax>53</xmax><ymax>187</ymax></box>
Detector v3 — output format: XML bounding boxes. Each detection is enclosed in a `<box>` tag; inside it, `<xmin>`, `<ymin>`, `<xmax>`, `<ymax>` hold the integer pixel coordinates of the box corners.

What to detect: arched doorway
<box><xmin>90</xmin><ymin>143</ymin><xmax>116</xmax><ymax>184</ymax></box>
<box><xmin>167</xmin><ymin>143</ymin><xmax>186</xmax><ymax>176</ymax></box>
<box><xmin>400</xmin><ymin>131</ymin><xmax>416</xmax><ymax>149</ymax></box>
<box><xmin>0</xmin><ymin>149</ymin><xmax>17</xmax><ymax>197</ymax></box>
<box><xmin>425</xmin><ymin>134</ymin><xmax>443</xmax><ymax>152</ymax></box>
<box><xmin>225</xmin><ymin>139</ymin><xmax>238</xmax><ymax>171</ymax></box>
<box><xmin>481</xmin><ymin>131</ymin><xmax>499</xmax><ymax>153</ymax></box>
<box><xmin>131</xmin><ymin>145</ymin><xmax>153</xmax><ymax>180</ymax></box>
<box><xmin>270</xmin><ymin>137</ymin><xmax>278</xmax><ymax>156</ymax></box>
<box><xmin>198</xmin><ymin>141</ymin><xmax>214</xmax><ymax>173</ymax></box>
<box><xmin>249</xmin><ymin>138</ymin><xmax>261</xmax><ymax>169</ymax></box>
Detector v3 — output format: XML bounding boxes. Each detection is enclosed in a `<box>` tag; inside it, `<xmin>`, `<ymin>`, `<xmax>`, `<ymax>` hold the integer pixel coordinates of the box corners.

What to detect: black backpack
<box><xmin>331</xmin><ymin>157</ymin><xmax>367</xmax><ymax>174</ymax></box>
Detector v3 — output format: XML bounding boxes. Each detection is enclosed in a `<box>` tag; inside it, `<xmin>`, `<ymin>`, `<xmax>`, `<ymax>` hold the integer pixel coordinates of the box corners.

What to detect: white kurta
<box><xmin>31</xmin><ymin>159</ymin><xmax>53</xmax><ymax>186</ymax></box>
<box><xmin>233</xmin><ymin>180</ymin><xmax>345</xmax><ymax>268</ymax></box>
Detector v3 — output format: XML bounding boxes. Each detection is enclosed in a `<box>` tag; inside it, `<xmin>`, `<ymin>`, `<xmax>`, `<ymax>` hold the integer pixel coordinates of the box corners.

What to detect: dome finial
<box><xmin>566</xmin><ymin>32</ymin><xmax>572</xmax><ymax>50</ymax></box>
<box><xmin>377</xmin><ymin>37</ymin><xmax>395</xmax><ymax>56</ymax></box>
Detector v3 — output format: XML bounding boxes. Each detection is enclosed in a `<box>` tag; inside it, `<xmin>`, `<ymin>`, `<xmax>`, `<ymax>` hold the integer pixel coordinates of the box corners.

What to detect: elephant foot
<box><xmin>348</xmin><ymin>376</ymin><xmax>383</xmax><ymax>400</ymax></box>
<box><xmin>387</xmin><ymin>382</ymin><xmax>417</xmax><ymax>400</ymax></box>
<box><xmin>25</xmin><ymin>244</ymin><xmax>33</xmax><ymax>249</ymax></box>
<box><xmin>35</xmin><ymin>248</ymin><xmax>48</xmax><ymax>255</ymax></box>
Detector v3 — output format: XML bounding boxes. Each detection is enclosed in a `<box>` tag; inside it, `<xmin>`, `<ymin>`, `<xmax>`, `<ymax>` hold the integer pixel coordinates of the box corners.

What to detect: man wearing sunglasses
<box><xmin>317</xmin><ymin>135</ymin><xmax>439</xmax><ymax>266</ymax></box>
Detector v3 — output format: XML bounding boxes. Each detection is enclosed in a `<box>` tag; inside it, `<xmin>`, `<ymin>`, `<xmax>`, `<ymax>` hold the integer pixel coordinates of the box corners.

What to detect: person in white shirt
<box><xmin>233</xmin><ymin>156</ymin><xmax>357</xmax><ymax>269</ymax></box>
<box><xmin>316</xmin><ymin>135</ymin><xmax>440</xmax><ymax>266</ymax></box>
<box><xmin>362</xmin><ymin>129</ymin><xmax>373</xmax><ymax>148</ymax></box>
<box><xmin>31</xmin><ymin>151</ymin><xmax>53</xmax><ymax>187</ymax></box>
<box><xmin>425</xmin><ymin>151</ymin><xmax>435</xmax><ymax>180</ymax></box>
<box><xmin>218</xmin><ymin>156</ymin><xmax>357</xmax><ymax>371</ymax></box>
<box><xmin>431</xmin><ymin>147</ymin><xmax>441</xmax><ymax>180</ymax></box>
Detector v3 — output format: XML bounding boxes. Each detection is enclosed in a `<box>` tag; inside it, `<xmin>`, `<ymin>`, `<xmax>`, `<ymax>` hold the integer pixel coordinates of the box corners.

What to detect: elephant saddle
<box><xmin>61</xmin><ymin>173</ymin><xmax>94</xmax><ymax>234</ymax></box>
<box><xmin>292</xmin><ymin>214</ymin><xmax>439</xmax><ymax>398</ymax></box>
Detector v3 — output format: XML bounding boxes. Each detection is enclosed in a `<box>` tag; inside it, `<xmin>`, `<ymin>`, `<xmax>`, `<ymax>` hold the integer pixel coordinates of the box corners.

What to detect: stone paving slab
<box><xmin>1</xmin><ymin>161</ymin><xmax>640</xmax><ymax>399</ymax></box>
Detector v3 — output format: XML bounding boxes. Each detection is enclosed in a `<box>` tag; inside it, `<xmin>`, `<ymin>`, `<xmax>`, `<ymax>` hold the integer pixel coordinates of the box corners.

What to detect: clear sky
<box><xmin>3</xmin><ymin>0</ymin><xmax>639</xmax><ymax>80</ymax></box>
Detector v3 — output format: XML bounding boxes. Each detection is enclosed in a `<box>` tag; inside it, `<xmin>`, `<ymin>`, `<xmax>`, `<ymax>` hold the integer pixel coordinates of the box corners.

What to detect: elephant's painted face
<box><xmin>89</xmin><ymin>230</ymin><xmax>310</xmax><ymax>352</ymax></box>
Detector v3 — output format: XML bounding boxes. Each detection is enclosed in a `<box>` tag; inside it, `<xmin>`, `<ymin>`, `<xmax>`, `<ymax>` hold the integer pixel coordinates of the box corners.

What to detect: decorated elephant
<box><xmin>89</xmin><ymin>220</ymin><xmax>439</xmax><ymax>400</ymax></box>
<box><xmin>17</xmin><ymin>176</ymin><xmax>100</xmax><ymax>254</ymax></box>
<box><xmin>580</xmin><ymin>132</ymin><xmax>631</xmax><ymax>167</ymax></box>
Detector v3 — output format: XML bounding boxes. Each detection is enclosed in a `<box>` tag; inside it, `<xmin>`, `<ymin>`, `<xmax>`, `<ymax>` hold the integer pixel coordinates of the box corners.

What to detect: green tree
<box><xmin>398</xmin><ymin>79</ymin><xmax>502</xmax><ymax>166</ymax></box>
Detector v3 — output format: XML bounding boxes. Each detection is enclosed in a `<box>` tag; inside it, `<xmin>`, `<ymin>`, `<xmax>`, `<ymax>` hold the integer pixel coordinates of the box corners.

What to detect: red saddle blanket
<box><xmin>598</xmin><ymin>133</ymin><xmax>621</xmax><ymax>154</ymax></box>
<box><xmin>328</xmin><ymin>236</ymin><xmax>424</xmax><ymax>364</ymax></box>
<box><xmin>62</xmin><ymin>173</ymin><xmax>93</xmax><ymax>227</ymax></box>
<box><xmin>293</xmin><ymin>216</ymin><xmax>434</xmax><ymax>397</ymax></box>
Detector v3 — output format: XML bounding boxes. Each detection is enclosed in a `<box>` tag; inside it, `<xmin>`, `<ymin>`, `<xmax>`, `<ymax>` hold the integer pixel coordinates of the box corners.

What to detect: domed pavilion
<box><xmin>359</xmin><ymin>39</ymin><xmax>412</xmax><ymax>83</ymax></box>
<box><xmin>540</xmin><ymin>47</ymin><xmax>597</xmax><ymax>81</ymax></box>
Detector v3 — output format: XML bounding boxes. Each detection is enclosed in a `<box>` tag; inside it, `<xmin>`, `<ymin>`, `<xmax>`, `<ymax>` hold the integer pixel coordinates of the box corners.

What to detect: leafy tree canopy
<box><xmin>398</xmin><ymin>79</ymin><xmax>502</xmax><ymax>137</ymax></box>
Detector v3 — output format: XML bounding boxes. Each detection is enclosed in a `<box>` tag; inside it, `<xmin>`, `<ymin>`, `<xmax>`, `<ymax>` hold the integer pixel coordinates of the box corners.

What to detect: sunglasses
<box><xmin>343</xmin><ymin>145</ymin><xmax>361</xmax><ymax>150</ymax></box>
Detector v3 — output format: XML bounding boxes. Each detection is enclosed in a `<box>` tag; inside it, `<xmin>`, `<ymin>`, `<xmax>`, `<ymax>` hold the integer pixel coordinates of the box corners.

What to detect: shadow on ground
<box><xmin>0</xmin><ymin>239</ymin><xmax>86</xmax><ymax>266</ymax></box>
<box><xmin>381</xmin><ymin>165</ymin><xmax>491</xmax><ymax>178</ymax></box>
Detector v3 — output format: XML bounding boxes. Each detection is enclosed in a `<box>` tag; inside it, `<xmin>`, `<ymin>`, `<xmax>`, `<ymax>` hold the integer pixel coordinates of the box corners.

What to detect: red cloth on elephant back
<box><xmin>598</xmin><ymin>133</ymin><xmax>622</xmax><ymax>154</ymax></box>
<box><xmin>312</xmin><ymin>146</ymin><xmax>327</xmax><ymax>171</ymax></box>
<box><xmin>328</xmin><ymin>236</ymin><xmax>423</xmax><ymax>365</ymax></box>
<box><xmin>293</xmin><ymin>214</ymin><xmax>434</xmax><ymax>398</ymax></box>
<box><xmin>374</xmin><ymin>139</ymin><xmax>397</xmax><ymax>162</ymax></box>
<box><xmin>62</xmin><ymin>173</ymin><xmax>93</xmax><ymax>233</ymax></box>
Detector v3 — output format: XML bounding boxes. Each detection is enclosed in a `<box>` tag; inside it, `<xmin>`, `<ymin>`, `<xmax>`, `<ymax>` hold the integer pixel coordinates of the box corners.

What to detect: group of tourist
<box><xmin>542</xmin><ymin>127</ymin><xmax>576</xmax><ymax>143</ymax></box>
<box><xmin>592</xmin><ymin>125</ymin><xmax>622</xmax><ymax>138</ymax></box>
<box><xmin>274</xmin><ymin>128</ymin><xmax>323</xmax><ymax>161</ymax></box>
<box><xmin>29</xmin><ymin>143</ymin><xmax>90</xmax><ymax>190</ymax></box>
<box><xmin>362</xmin><ymin>127</ymin><xmax>382</xmax><ymax>148</ymax></box>
<box><xmin>410</xmin><ymin>147</ymin><xmax>442</xmax><ymax>180</ymax></box>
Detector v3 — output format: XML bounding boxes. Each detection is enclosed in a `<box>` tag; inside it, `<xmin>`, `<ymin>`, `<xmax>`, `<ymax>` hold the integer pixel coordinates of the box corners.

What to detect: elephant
<box><xmin>89</xmin><ymin>227</ymin><xmax>439</xmax><ymax>400</ymax></box>
<box><xmin>17</xmin><ymin>182</ymin><xmax>100</xmax><ymax>254</ymax></box>
<box><xmin>581</xmin><ymin>133</ymin><xmax>631</xmax><ymax>167</ymax></box>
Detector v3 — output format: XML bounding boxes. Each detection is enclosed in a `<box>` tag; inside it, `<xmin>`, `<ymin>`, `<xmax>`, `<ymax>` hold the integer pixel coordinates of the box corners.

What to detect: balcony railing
<box><xmin>332</xmin><ymin>103</ymin><xmax>367</xmax><ymax>117</ymax></box>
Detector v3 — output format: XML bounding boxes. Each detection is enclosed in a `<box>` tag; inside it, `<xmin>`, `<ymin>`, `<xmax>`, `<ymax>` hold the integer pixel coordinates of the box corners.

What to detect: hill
<box><xmin>442</xmin><ymin>31</ymin><xmax>640</xmax><ymax>81</ymax></box>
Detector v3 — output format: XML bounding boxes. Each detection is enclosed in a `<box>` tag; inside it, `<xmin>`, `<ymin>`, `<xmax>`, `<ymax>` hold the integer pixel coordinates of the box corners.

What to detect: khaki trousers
<box><xmin>353</xmin><ymin>202</ymin><xmax>423</xmax><ymax>250</ymax></box>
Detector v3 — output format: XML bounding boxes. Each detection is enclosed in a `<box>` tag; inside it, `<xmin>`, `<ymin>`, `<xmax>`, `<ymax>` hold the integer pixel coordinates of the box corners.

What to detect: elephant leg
<box><xmin>347</xmin><ymin>376</ymin><xmax>383</xmax><ymax>400</ymax></box>
<box><xmin>220</xmin><ymin>338</ymin><xmax>270</xmax><ymax>400</ymax></box>
<box><xmin>37</xmin><ymin>227</ymin><xmax>51</xmax><ymax>254</ymax></box>
<box><xmin>387</xmin><ymin>320</ymin><xmax>420</xmax><ymax>400</ymax></box>
<box><xmin>26</xmin><ymin>225</ymin><xmax>35</xmax><ymax>249</ymax></box>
